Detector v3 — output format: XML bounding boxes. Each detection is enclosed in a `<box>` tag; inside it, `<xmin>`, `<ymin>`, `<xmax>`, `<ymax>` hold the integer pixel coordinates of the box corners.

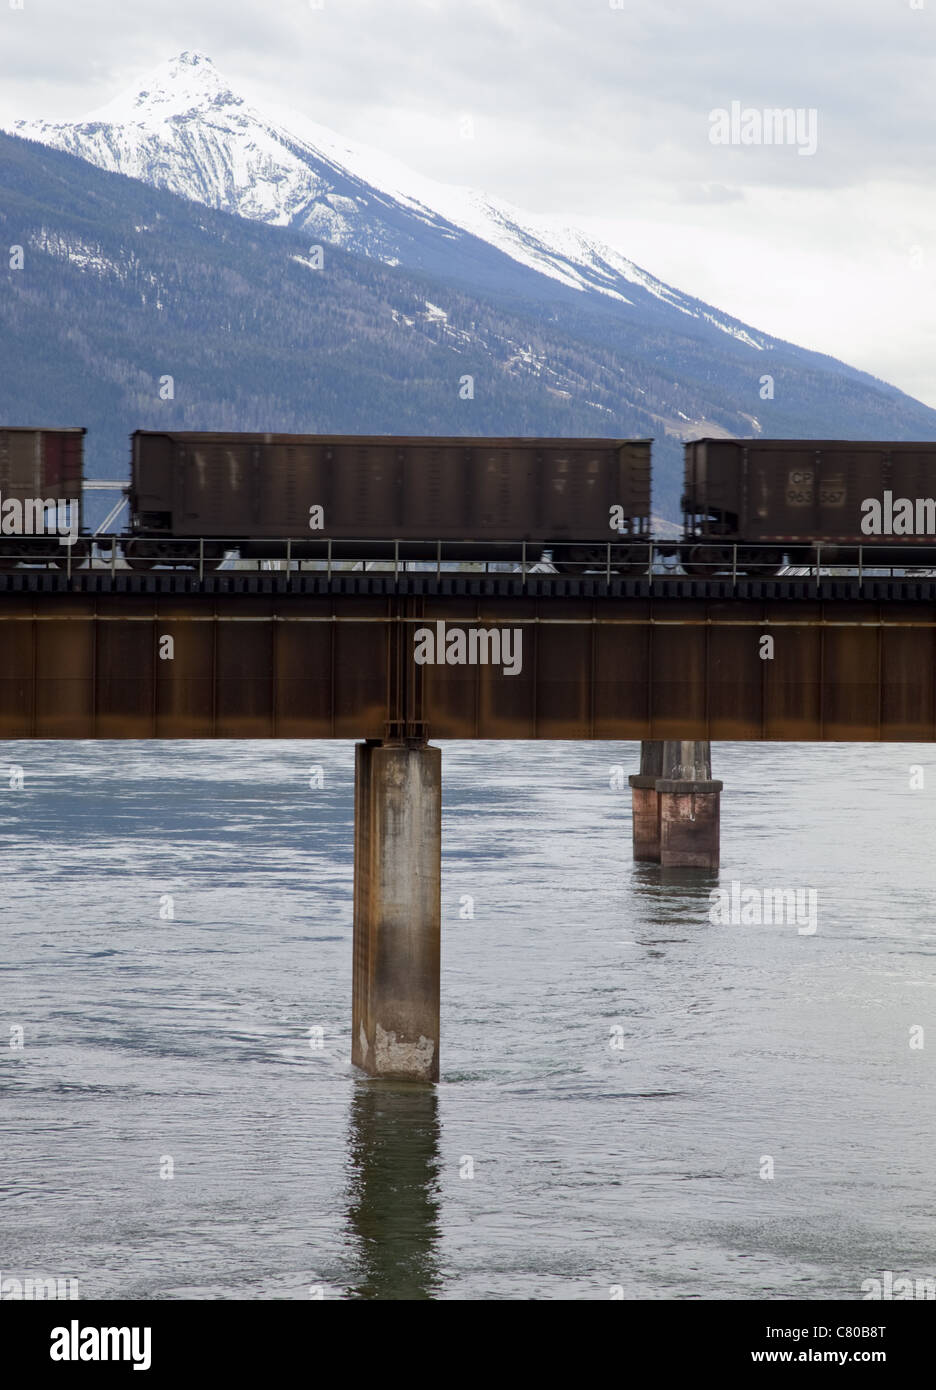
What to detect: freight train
<box><xmin>681</xmin><ymin>437</ymin><xmax>936</xmax><ymax>574</ymax></box>
<box><xmin>2</xmin><ymin>427</ymin><xmax>936</xmax><ymax>574</ymax></box>
<box><xmin>125</xmin><ymin>431</ymin><xmax>652</xmax><ymax>571</ymax></box>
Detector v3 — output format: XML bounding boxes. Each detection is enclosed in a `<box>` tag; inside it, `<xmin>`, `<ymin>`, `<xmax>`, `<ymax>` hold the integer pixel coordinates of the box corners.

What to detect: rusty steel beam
<box><xmin>0</xmin><ymin>592</ymin><xmax>935</xmax><ymax>740</ymax></box>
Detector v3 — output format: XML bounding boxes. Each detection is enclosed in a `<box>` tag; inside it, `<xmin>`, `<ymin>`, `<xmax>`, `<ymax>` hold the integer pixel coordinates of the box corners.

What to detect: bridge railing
<box><xmin>1</xmin><ymin>536</ymin><xmax>935</xmax><ymax>587</ymax></box>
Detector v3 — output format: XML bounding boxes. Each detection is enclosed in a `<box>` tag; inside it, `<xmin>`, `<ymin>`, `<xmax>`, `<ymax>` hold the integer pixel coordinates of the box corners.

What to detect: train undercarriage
<box><xmin>3</xmin><ymin>535</ymin><xmax>936</xmax><ymax>575</ymax></box>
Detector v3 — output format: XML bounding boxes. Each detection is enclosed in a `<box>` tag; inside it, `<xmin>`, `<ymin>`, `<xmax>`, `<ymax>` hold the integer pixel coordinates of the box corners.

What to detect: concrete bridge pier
<box><xmin>352</xmin><ymin>739</ymin><xmax>441</xmax><ymax>1083</ymax></box>
<box><xmin>628</xmin><ymin>739</ymin><xmax>664</xmax><ymax>861</ymax></box>
<box><xmin>629</xmin><ymin>740</ymin><xmax>722</xmax><ymax>869</ymax></box>
<box><xmin>656</xmin><ymin>740</ymin><xmax>723</xmax><ymax>871</ymax></box>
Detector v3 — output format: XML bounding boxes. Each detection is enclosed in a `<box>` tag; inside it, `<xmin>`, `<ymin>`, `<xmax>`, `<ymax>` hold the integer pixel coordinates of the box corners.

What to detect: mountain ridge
<box><xmin>3</xmin><ymin>57</ymin><xmax>936</xmax><ymax>525</ymax></box>
<box><xmin>5</xmin><ymin>51</ymin><xmax>802</xmax><ymax>353</ymax></box>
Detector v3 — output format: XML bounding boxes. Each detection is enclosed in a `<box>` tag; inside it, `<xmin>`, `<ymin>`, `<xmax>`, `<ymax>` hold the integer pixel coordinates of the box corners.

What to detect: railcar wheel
<box><xmin>123</xmin><ymin>540</ymin><xmax>159</xmax><ymax>571</ymax></box>
<box><xmin>552</xmin><ymin>545</ymin><xmax>648</xmax><ymax>575</ymax></box>
<box><xmin>682</xmin><ymin>545</ymin><xmax>733</xmax><ymax>577</ymax></box>
<box><xmin>553</xmin><ymin>545</ymin><xmax>605</xmax><ymax>573</ymax></box>
<box><xmin>194</xmin><ymin>548</ymin><xmax>225</xmax><ymax>573</ymax></box>
<box><xmin>124</xmin><ymin>540</ymin><xmax>225</xmax><ymax>571</ymax></box>
<box><xmin>0</xmin><ymin>538</ymin><xmax>89</xmax><ymax>569</ymax></box>
<box><xmin>58</xmin><ymin>539</ymin><xmax>90</xmax><ymax>568</ymax></box>
<box><xmin>611</xmin><ymin>545</ymin><xmax>654</xmax><ymax>576</ymax></box>
<box><xmin>738</xmin><ymin>548</ymin><xmax>782</xmax><ymax>577</ymax></box>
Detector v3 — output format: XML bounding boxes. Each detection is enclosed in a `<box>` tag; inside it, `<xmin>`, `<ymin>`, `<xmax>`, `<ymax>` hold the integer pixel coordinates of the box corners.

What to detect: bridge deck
<box><xmin>1</xmin><ymin>572</ymin><xmax>934</xmax><ymax>741</ymax></box>
<box><xmin>3</xmin><ymin>570</ymin><xmax>936</xmax><ymax>601</ymax></box>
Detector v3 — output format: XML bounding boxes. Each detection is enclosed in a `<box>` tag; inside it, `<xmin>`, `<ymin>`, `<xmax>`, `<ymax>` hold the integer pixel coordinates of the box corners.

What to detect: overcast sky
<box><xmin>3</xmin><ymin>0</ymin><xmax>934</xmax><ymax>406</ymax></box>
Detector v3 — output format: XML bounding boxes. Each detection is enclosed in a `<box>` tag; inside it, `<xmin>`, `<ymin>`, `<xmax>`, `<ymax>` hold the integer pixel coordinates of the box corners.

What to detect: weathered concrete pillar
<box><xmin>656</xmin><ymin>740</ymin><xmax>723</xmax><ymax>871</ymax></box>
<box><xmin>628</xmin><ymin>740</ymin><xmax>664</xmax><ymax>861</ymax></box>
<box><xmin>352</xmin><ymin>740</ymin><xmax>441</xmax><ymax>1082</ymax></box>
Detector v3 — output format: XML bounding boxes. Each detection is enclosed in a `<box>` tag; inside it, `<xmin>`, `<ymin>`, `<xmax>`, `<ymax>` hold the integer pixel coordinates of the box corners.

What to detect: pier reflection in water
<box><xmin>345</xmin><ymin>1082</ymin><xmax>442</xmax><ymax>1300</ymax></box>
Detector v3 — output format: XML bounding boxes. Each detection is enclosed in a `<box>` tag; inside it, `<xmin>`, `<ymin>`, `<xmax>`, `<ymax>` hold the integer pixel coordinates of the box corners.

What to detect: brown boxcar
<box><xmin>683</xmin><ymin>437</ymin><xmax>936</xmax><ymax>572</ymax></box>
<box><xmin>127</xmin><ymin>432</ymin><xmax>652</xmax><ymax>566</ymax></box>
<box><xmin>0</xmin><ymin>427</ymin><xmax>85</xmax><ymax>563</ymax></box>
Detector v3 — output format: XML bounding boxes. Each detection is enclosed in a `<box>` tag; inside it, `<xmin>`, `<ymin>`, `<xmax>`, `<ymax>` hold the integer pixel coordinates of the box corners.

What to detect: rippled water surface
<box><xmin>2</xmin><ymin>739</ymin><xmax>935</xmax><ymax>1299</ymax></box>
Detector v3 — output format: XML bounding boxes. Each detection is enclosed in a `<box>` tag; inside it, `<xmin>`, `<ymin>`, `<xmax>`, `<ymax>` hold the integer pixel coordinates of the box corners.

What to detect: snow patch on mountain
<box><xmin>31</xmin><ymin>228</ymin><xmax>123</xmax><ymax>280</ymax></box>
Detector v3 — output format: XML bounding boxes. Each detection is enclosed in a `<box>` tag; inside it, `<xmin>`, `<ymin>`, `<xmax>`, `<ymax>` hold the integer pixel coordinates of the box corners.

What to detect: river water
<box><xmin>1</xmin><ymin>739</ymin><xmax>934</xmax><ymax>1300</ymax></box>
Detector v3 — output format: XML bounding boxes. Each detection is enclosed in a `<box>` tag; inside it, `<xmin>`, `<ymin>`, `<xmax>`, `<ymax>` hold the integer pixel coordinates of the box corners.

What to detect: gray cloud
<box><xmin>2</xmin><ymin>1</ymin><xmax>932</xmax><ymax>195</ymax></box>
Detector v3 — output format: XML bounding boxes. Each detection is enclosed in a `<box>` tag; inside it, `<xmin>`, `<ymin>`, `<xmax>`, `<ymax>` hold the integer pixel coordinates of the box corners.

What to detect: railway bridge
<box><xmin>4</xmin><ymin>564</ymin><xmax>936</xmax><ymax>1080</ymax></box>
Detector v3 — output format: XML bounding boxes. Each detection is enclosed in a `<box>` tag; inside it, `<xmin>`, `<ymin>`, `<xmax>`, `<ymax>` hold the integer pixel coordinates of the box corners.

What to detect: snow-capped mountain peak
<box><xmin>82</xmin><ymin>51</ymin><xmax>242</xmax><ymax>124</ymax></box>
<box><xmin>9</xmin><ymin>52</ymin><xmax>770</xmax><ymax>350</ymax></box>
